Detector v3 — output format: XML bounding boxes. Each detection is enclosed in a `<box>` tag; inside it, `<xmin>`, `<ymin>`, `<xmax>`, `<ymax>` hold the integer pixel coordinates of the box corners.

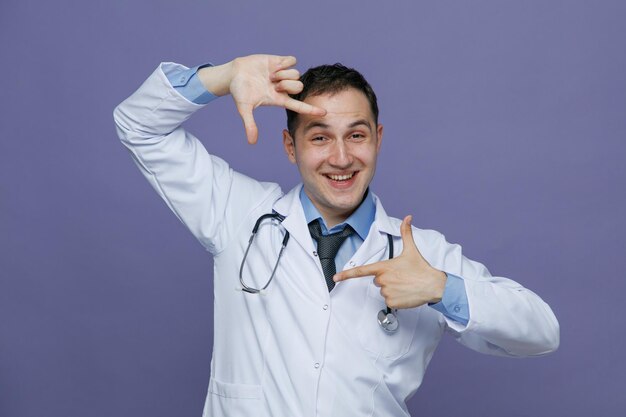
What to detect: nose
<box><xmin>328</xmin><ymin>140</ymin><xmax>353</xmax><ymax>168</ymax></box>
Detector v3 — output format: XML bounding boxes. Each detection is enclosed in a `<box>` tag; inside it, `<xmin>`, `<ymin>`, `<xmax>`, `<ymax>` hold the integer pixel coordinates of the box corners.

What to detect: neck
<box><xmin>303</xmin><ymin>187</ymin><xmax>369</xmax><ymax>229</ymax></box>
<box><xmin>320</xmin><ymin>209</ymin><xmax>354</xmax><ymax>229</ymax></box>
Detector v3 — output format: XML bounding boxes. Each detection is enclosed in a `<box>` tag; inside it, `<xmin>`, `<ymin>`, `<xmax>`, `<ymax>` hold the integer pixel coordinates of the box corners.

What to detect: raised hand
<box><xmin>199</xmin><ymin>54</ymin><xmax>327</xmax><ymax>144</ymax></box>
<box><xmin>333</xmin><ymin>215</ymin><xmax>448</xmax><ymax>309</ymax></box>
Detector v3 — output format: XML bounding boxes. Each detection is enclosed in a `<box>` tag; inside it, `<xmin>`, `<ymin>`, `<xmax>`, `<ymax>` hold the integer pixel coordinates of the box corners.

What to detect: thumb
<box><xmin>400</xmin><ymin>215</ymin><xmax>421</xmax><ymax>257</ymax></box>
<box><xmin>236</xmin><ymin>102</ymin><xmax>258</xmax><ymax>145</ymax></box>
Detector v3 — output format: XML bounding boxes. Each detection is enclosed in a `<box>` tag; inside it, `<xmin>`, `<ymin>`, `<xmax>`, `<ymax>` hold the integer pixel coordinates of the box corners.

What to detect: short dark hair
<box><xmin>286</xmin><ymin>63</ymin><xmax>379</xmax><ymax>138</ymax></box>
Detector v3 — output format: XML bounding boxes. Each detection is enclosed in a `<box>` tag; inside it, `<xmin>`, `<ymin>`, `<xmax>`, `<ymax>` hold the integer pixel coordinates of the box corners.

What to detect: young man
<box><xmin>114</xmin><ymin>54</ymin><xmax>559</xmax><ymax>417</ymax></box>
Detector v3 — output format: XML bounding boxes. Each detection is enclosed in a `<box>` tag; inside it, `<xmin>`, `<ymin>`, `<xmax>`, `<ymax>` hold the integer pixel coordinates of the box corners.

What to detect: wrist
<box><xmin>429</xmin><ymin>270</ymin><xmax>447</xmax><ymax>304</ymax></box>
<box><xmin>197</xmin><ymin>60</ymin><xmax>235</xmax><ymax>97</ymax></box>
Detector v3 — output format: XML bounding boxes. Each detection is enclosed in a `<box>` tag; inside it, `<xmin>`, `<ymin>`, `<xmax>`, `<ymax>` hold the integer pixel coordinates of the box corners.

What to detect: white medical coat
<box><xmin>114</xmin><ymin>64</ymin><xmax>560</xmax><ymax>417</ymax></box>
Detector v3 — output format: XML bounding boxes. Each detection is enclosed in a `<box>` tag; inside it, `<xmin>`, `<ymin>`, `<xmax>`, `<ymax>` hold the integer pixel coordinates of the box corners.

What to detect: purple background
<box><xmin>1</xmin><ymin>0</ymin><xmax>625</xmax><ymax>416</ymax></box>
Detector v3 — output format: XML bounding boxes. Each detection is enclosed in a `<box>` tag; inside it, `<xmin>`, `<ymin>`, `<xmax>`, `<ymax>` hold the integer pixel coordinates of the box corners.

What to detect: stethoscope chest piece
<box><xmin>378</xmin><ymin>308</ymin><xmax>399</xmax><ymax>333</ymax></box>
<box><xmin>376</xmin><ymin>233</ymin><xmax>399</xmax><ymax>333</ymax></box>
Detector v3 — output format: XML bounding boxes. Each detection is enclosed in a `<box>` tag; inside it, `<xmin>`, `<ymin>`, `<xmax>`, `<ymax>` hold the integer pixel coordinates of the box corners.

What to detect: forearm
<box><xmin>462</xmin><ymin>276</ymin><xmax>559</xmax><ymax>356</ymax></box>
<box><xmin>113</xmin><ymin>63</ymin><xmax>228</xmax><ymax>252</ymax></box>
<box><xmin>113</xmin><ymin>61</ymin><xmax>283</xmax><ymax>254</ymax></box>
<box><xmin>114</xmin><ymin>63</ymin><xmax>205</xmax><ymax>143</ymax></box>
<box><xmin>432</xmin><ymin>233</ymin><xmax>559</xmax><ymax>357</ymax></box>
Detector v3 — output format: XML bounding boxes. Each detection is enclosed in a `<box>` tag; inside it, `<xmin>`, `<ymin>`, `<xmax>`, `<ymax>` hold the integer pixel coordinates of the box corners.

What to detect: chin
<box><xmin>328</xmin><ymin>194</ymin><xmax>363</xmax><ymax>213</ymax></box>
<box><xmin>306</xmin><ymin>182</ymin><xmax>367</xmax><ymax>215</ymax></box>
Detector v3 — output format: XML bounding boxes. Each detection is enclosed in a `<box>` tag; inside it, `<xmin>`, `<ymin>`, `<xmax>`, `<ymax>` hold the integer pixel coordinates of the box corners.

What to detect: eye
<box><xmin>350</xmin><ymin>133</ymin><xmax>366</xmax><ymax>140</ymax></box>
<box><xmin>312</xmin><ymin>136</ymin><xmax>327</xmax><ymax>142</ymax></box>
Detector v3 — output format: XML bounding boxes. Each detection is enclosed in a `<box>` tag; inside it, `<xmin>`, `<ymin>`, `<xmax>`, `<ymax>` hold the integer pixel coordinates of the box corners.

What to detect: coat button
<box><xmin>313</xmin><ymin>251</ymin><xmax>318</xmax><ymax>257</ymax></box>
<box><xmin>314</xmin><ymin>362</ymin><xmax>320</xmax><ymax>369</ymax></box>
<box><xmin>349</xmin><ymin>261</ymin><xmax>355</xmax><ymax>267</ymax></box>
<box><xmin>454</xmin><ymin>305</ymin><xmax>461</xmax><ymax>313</ymax></box>
<box><xmin>323</xmin><ymin>304</ymin><xmax>328</xmax><ymax>310</ymax></box>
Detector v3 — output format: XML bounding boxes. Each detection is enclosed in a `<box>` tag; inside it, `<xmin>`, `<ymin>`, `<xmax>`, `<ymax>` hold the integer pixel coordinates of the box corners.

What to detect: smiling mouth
<box><xmin>325</xmin><ymin>172</ymin><xmax>357</xmax><ymax>182</ymax></box>
<box><xmin>326</xmin><ymin>172</ymin><xmax>355</xmax><ymax>181</ymax></box>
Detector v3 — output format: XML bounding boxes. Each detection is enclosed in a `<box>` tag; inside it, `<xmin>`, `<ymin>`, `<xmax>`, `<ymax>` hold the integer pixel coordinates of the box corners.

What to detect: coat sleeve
<box><xmin>422</xmin><ymin>229</ymin><xmax>560</xmax><ymax>357</ymax></box>
<box><xmin>113</xmin><ymin>63</ymin><xmax>281</xmax><ymax>254</ymax></box>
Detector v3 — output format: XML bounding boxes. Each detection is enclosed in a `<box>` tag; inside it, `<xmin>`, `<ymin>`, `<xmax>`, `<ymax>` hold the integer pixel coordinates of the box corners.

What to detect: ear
<box><xmin>282</xmin><ymin>129</ymin><xmax>297</xmax><ymax>164</ymax></box>
<box><xmin>375</xmin><ymin>123</ymin><xmax>383</xmax><ymax>153</ymax></box>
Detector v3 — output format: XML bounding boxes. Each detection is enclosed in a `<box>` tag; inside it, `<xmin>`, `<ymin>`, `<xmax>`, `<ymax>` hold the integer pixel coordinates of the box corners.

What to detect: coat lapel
<box><xmin>349</xmin><ymin>193</ymin><xmax>401</xmax><ymax>267</ymax></box>
<box><xmin>272</xmin><ymin>184</ymin><xmax>317</xmax><ymax>257</ymax></box>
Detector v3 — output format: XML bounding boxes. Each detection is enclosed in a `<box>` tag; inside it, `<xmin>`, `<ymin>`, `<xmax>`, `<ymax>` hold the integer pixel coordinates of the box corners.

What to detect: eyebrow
<box><xmin>302</xmin><ymin>121</ymin><xmax>330</xmax><ymax>134</ymax></box>
<box><xmin>302</xmin><ymin>119</ymin><xmax>372</xmax><ymax>134</ymax></box>
<box><xmin>348</xmin><ymin>119</ymin><xmax>372</xmax><ymax>131</ymax></box>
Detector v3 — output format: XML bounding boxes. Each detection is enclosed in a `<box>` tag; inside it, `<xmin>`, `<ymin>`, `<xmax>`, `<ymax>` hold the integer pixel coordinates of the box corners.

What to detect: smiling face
<box><xmin>283</xmin><ymin>88</ymin><xmax>383</xmax><ymax>227</ymax></box>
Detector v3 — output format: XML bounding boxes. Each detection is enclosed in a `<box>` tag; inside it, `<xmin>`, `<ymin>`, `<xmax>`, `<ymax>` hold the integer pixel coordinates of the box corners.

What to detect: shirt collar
<box><xmin>299</xmin><ymin>187</ymin><xmax>376</xmax><ymax>240</ymax></box>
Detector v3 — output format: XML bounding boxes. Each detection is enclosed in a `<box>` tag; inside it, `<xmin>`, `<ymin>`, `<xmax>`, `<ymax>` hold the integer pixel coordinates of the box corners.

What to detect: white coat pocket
<box><xmin>356</xmin><ymin>282</ymin><xmax>421</xmax><ymax>360</ymax></box>
<box><xmin>203</xmin><ymin>377</ymin><xmax>265</xmax><ymax>417</ymax></box>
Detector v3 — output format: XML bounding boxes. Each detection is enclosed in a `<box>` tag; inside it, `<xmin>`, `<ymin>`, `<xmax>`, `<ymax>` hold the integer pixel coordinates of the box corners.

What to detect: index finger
<box><xmin>275</xmin><ymin>55</ymin><xmax>297</xmax><ymax>71</ymax></box>
<box><xmin>282</xmin><ymin>96</ymin><xmax>327</xmax><ymax>116</ymax></box>
<box><xmin>333</xmin><ymin>261</ymin><xmax>388</xmax><ymax>282</ymax></box>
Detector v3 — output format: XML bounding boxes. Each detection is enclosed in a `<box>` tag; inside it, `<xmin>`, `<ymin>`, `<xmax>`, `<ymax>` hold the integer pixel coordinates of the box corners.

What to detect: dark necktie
<box><xmin>308</xmin><ymin>220</ymin><xmax>355</xmax><ymax>292</ymax></box>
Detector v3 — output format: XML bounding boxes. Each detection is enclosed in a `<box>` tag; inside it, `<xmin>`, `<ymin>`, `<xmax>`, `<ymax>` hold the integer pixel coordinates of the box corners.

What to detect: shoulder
<box><xmin>370</xmin><ymin>192</ymin><xmax>444</xmax><ymax>245</ymax></box>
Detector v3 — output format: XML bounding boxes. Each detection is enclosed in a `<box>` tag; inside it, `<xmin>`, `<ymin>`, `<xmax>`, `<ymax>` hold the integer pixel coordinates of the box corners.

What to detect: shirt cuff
<box><xmin>428</xmin><ymin>273</ymin><xmax>470</xmax><ymax>326</ymax></box>
<box><xmin>163</xmin><ymin>62</ymin><xmax>218</xmax><ymax>105</ymax></box>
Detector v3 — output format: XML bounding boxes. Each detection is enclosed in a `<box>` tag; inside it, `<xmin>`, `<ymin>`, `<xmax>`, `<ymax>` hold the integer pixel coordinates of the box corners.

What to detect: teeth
<box><xmin>328</xmin><ymin>173</ymin><xmax>354</xmax><ymax>181</ymax></box>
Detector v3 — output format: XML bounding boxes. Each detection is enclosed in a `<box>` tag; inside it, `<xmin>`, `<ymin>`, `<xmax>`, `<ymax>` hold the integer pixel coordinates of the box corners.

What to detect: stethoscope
<box><xmin>239</xmin><ymin>212</ymin><xmax>400</xmax><ymax>333</ymax></box>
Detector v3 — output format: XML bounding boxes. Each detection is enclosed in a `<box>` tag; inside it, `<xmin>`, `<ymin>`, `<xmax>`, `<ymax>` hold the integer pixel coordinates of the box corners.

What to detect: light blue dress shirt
<box><xmin>300</xmin><ymin>187</ymin><xmax>376</xmax><ymax>273</ymax></box>
<box><xmin>166</xmin><ymin>63</ymin><xmax>218</xmax><ymax>104</ymax></box>
<box><xmin>163</xmin><ymin>63</ymin><xmax>470</xmax><ymax>326</ymax></box>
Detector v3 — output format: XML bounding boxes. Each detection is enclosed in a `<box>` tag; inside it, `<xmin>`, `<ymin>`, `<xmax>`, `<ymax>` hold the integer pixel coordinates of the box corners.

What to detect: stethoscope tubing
<box><xmin>239</xmin><ymin>213</ymin><xmax>289</xmax><ymax>294</ymax></box>
<box><xmin>378</xmin><ymin>234</ymin><xmax>399</xmax><ymax>332</ymax></box>
<box><xmin>239</xmin><ymin>213</ymin><xmax>399</xmax><ymax>332</ymax></box>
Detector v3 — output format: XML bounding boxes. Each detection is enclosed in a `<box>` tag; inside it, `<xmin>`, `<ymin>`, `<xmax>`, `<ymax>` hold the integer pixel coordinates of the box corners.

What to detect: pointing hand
<box><xmin>333</xmin><ymin>215</ymin><xmax>447</xmax><ymax>309</ymax></box>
